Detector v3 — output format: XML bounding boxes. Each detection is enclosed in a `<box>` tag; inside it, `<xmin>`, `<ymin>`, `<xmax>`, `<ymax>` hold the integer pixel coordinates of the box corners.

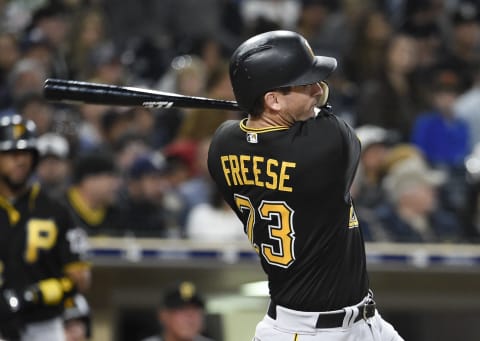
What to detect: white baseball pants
<box><xmin>253</xmin><ymin>296</ymin><xmax>404</xmax><ymax>341</ymax></box>
<box><xmin>21</xmin><ymin>317</ymin><xmax>65</xmax><ymax>341</ymax></box>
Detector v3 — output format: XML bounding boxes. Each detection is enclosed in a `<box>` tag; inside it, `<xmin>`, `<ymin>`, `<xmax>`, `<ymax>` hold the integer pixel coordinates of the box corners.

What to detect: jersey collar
<box><xmin>239</xmin><ymin>118</ymin><xmax>289</xmax><ymax>133</ymax></box>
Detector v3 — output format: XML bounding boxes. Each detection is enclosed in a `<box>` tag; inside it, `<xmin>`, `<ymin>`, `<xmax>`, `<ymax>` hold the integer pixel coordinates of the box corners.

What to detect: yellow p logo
<box><xmin>25</xmin><ymin>219</ymin><xmax>58</xmax><ymax>263</ymax></box>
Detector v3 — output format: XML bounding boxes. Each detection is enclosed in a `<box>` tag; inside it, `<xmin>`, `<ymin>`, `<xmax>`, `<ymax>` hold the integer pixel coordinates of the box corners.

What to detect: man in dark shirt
<box><xmin>64</xmin><ymin>152</ymin><xmax>123</xmax><ymax>236</ymax></box>
<box><xmin>208</xmin><ymin>30</ymin><xmax>403</xmax><ymax>340</ymax></box>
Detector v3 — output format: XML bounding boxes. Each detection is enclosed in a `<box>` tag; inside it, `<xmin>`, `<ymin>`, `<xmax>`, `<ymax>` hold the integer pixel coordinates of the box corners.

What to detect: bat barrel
<box><xmin>44</xmin><ymin>79</ymin><xmax>143</xmax><ymax>106</ymax></box>
<box><xmin>43</xmin><ymin>79</ymin><xmax>241</xmax><ymax>111</ymax></box>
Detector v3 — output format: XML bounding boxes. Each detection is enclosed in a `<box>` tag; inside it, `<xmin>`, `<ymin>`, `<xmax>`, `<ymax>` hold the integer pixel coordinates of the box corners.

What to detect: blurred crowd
<box><xmin>1</xmin><ymin>0</ymin><xmax>480</xmax><ymax>243</ymax></box>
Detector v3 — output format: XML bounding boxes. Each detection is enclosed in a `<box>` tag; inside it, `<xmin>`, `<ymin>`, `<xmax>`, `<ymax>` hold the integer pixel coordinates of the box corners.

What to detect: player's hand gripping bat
<box><xmin>43</xmin><ymin>78</ymin><xmax>241</xmax><ymax>111</ymax></box>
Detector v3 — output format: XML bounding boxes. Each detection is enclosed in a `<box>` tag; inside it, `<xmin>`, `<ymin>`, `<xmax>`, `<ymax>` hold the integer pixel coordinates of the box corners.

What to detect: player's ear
<box><xmin>318</xmin><ymin>81</ymin><xmax>329</xmax><ymax>107</ymax></box>
<box><xmin>264</xmin><ymin>91</ymin><xmax>282</xmax><ymax>111</ymax></box>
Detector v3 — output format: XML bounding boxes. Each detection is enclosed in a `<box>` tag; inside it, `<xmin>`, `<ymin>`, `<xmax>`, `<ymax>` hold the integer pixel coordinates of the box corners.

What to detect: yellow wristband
<box><xmin>38</xmin><ymin>278</ymin><xmax>64</xmax><ymax>305</ymax></box>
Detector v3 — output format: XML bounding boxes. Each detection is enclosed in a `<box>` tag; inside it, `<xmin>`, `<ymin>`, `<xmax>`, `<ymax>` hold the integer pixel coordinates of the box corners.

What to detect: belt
<box><xmin>267</xmin><ymin>299</ymin><xmax>376</xmax><ymax>329</ymax></box>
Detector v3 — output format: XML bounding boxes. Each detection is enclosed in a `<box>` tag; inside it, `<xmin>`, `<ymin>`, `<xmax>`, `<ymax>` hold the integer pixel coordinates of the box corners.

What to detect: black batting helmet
<box><xmin>229</xmin><ymin>30</ymin><xmax>337</xmax><ymax>112</ymax></box>
<box><xmin>0</xmin><ymin>115</ymin><xmax>39</xmax><ymax>164</ymax></box>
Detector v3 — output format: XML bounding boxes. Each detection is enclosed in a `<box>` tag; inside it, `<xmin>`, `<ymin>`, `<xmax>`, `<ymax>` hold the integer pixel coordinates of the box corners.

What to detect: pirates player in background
<box><xmin>208</xmin><ymin>31</ymin><xmax>403</xmax><ymax>340</ymax></box>
<box><xmin>0</xmin><ymin>115</ymin><xmax>91</xmax><ymax>341</ymax></box>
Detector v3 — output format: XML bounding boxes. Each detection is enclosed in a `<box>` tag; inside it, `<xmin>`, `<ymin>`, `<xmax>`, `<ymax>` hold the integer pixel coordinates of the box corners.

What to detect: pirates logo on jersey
<box><xmin>246</xmin><ymin>132</ymin><xmax>258</xmax><ymax>144</ymax></box>
<box><xmin>348</xmin><ymin>205</ymin><xmax>359</xmax><ymax>229</ymax></box>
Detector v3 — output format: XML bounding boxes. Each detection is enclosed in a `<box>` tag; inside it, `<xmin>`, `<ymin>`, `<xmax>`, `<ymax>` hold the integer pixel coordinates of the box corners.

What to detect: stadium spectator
<box><xmin>169</xmin><ymin>138</ymin><xmax>213</xmax><ymax>227</ymax></box>
<box><xmin>153</xmin><ymin>55</ymin><xmax>207</xmax><ymax>148</ymax></box>
<box><xmin>175</xmin><ymin>62</ymin><xmax>238</xmax><ymax>142</ymax></box>
<box><xmin>0</xmin><ymin>32</ymin><xmax>21</xmax><ymax>110</ymax></box>
<box><xmin>296</xmin><ymin>0</ymin><xmax>350</xmax><ymax>63</ymax></box>
<box><xmin>75</xmin><ymin>104</ymin><xmax>112</xmax><ymax>153</ymax></box>
<box><xmin>375</xmin><ymin>156</ymin><xmax>463</xmax><ymax>242</ymax></box>
<box><xmin>0</xmin><ymin>58</ymin><xmax>48</xmax><ymax>117</ymax></box>
<box><xmin>355</xmin><ymin>33</ymin><xmax>425</xmax><ymax>140</ymax></box>
<box><xmin>353</xmin><ymin>125</ymin><xmax>397</xmax><ymax>209</ymax></box>
<box><xmin>351</xmin><ymin>125</ymin><xmax>397</xmax><ymax>241</ymax></box>
<box><xmin>16</xmin><ymin>92</ymin><xmax>55</xmax><ymax>136</ymax></box>
<box><xmin>119</xmin><ymin>153</ymin><xmax>172</xmax><ymax>238</ymax></box>
<box><xmin>126</xmin><ymin>107</ymin><xmax>158</xmax><ymax>147</ymax></box>
<box><xmin>411</xmin><ymin>69</ymin><xmax>471</xmax><ymax>216</ymax></box>
<box><xmin>112</xmin><ymin>133</ymin><xmax>153</xmax><ymax>174</ymax></box>
<box><xmin>63</xmin><ymin>151</ymin><xmax>123</xmax><ymax>236</ymax></box>
<box><xmin>437</xmin><ymin>1</ymin><xmax>480</xmax><ymax>92</ymax></box>
<box><xmin>141</xmin><ymin>281</ymin><xmax>214</xmax><ymax>341</ymax></box>
<box><xmin>411</xmin><ymin>69</ymin><xmax>470</xmax><ymax>168</ymax></box>
<box><xmin>99</xmin><ymin>108</ymin><xmax>133</xmax><ymax>147</ymax></box>
<box><xmin>185</xmin><ymin>184</ymin><xmax>245</xmax><ymax>242</ymax></box>
<box><xmin>35</xmin><ymin>132</ymin><xmax>71</xmax><ymax>199</ymax></box>
<box><xmin>454</xmin><ymin>64</ymin><xmax>480</xmax><ymax>147</ymax></box>
<box><xmin>343</xmin><ymin>10</ymin><xmax>393</xmax><ymax>84</ymax></box>
<box><xmin>240</xmin><ymin>0</ymin><xmax>300</xmax><ymax>32</ymax></box>
<box><xmin>86</xmin><ymin>42</ymin><xmax>126</xmax><ymax>86</ymax></box>
<box><xmin>67</xmin><ymin>8</ymin><xmax>108</xmax><ymax>81</ymax></box>
<box><xmin>24</xmin><ymin>3</ymin><xmax>72</xmax><ymax>79</ymax></box>
<box><xmin>161</xmin><ymin>140</ymin><xmax>198</xmax><ymax>235</ymax></box>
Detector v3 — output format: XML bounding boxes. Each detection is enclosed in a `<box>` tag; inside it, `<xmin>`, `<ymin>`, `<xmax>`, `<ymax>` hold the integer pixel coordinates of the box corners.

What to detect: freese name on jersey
<box><xmin>220</xmin><ymin>154</ymin><xmax>296</xmax><ymax>192</ymax></box>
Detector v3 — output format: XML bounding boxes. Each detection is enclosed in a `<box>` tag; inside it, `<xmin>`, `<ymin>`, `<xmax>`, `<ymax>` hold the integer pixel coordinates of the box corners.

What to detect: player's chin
<box><xmin>4</xmin><ymin>176</ymin><xmax>29</xmax><ymax>191</ymax></box>
<box><xmin>12</xmin><ymin>172</ymin><xmax>31</xmax><ymax>184</ymax></box>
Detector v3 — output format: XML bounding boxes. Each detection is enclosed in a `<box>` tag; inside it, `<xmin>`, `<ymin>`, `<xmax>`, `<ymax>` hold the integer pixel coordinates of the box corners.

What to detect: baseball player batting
<box><xmin>208</xmin><ymin>30</ymin><xmax>404</xmax><ymax>340</ymax></box>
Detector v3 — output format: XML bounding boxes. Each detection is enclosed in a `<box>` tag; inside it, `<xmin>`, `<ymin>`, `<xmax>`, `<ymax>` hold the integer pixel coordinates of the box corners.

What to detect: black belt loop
<box><xmin>267</xmin><ymin>301</ymin><xmax>277</xmax><ymax>319</ymax></box>
<box><xmin>363</xmin><ymin>300</ymin><xmax>376</xmax><ymax>321</ymax></box>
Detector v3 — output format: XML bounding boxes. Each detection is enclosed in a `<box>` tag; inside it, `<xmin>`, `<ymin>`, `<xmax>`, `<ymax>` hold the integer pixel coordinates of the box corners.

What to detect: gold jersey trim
<box><xmin>29</xmin><ymin>182</ymin><xmax>41</xmax><ymax>211</ymax></box>
<box><xmin>239</xmin><ymin>118</ymin><xmax>289</xmax><ymax>133</ymax></box>
<box><xmin>67</xmin><ymin>187</ymin><xmax>106</xmax><ymax>227</ymax></box>
<box><xmin>0</xmin><ymin>195</ymin><xmax>20</xmax><ymax>225</ymax></box>
<box><xmin>0</xmin><ymin>184</ymin><xmax>41</xmax><ymax>226</ymax></box>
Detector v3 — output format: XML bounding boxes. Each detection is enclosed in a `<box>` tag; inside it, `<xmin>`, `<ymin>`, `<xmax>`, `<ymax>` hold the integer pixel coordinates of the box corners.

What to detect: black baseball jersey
<box><xmin>64</xmin><ymin>187</ymin><xmax>124</xmax><ymax>236</ymax></box>
<box><xmin>0</xmin><ymin>184</ymin><xmax>89</xmax><ymax>324</ymax></box>
<box><xmin>208</xmin><ymin>112</ymin><xmax>369</xmax><ymax>311</ymax></box>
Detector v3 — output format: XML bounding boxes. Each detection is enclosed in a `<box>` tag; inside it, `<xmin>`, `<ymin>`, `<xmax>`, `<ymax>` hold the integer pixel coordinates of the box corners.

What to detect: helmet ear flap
<box><xmin>318</xmin><ymin>81</ymin><xmax>329</xmax><ymax>107</ymax></box>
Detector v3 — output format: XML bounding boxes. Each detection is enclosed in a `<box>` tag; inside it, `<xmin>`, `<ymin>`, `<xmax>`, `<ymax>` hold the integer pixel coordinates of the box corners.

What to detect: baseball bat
<box><xmin>43</xmin><ymin>78</ymin><xmax>241</xmax><ymax>111</ymax></box>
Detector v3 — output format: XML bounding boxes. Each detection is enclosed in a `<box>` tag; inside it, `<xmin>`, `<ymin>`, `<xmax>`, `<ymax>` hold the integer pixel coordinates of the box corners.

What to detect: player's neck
<box><xmin>247</xmin><ymin>111</ymin><xmax>294</xmax><ymax>128</ymax></box>
<box><xmin>0</xmin><ymin>181</ymin><xmax>28</xmax><ymax>201</ymax></box>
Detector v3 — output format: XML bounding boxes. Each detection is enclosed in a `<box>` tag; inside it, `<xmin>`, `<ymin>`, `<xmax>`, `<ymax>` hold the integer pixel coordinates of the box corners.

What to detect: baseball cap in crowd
<box><xmin>382</xmin><ymin>157</ymin><xmax>446</xmax><ymax>203</ymax></box>
<box><xmin>382</xmin><ymin>144</ymin><xmax>425</xmax><ymax>173</ymax></box>
<box><xmin>36</xmin><ymin>133</ymin><xmax>69</xmax><ymax>159</ymax></box>
<box><xmin>355</xmin><ymin>125</ymin><xmax>399</xmax><ymax>153</ymax></box>
<box><xmin>128</xmin><ymin>153</ymin><xmax>170</xmax><ymax>179</ymax></box>
<box><xmin>88</xmin><ymin>42</ymin><xmax>122</xmax><ymax>69</ymax></box>
<box><xmin>162</xmin><ymin>281</ymin><xmax>205</xmax><ymax>310</ymax></box>
<box><xmin>163</xmin><ymin>140</ymin><xmax>198</xmax><ymax>175</ymax></box>
<box><xmin>72</xmin><ymin>152</ymin><xmax>118</xmax><ymax>184</ymax></box>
